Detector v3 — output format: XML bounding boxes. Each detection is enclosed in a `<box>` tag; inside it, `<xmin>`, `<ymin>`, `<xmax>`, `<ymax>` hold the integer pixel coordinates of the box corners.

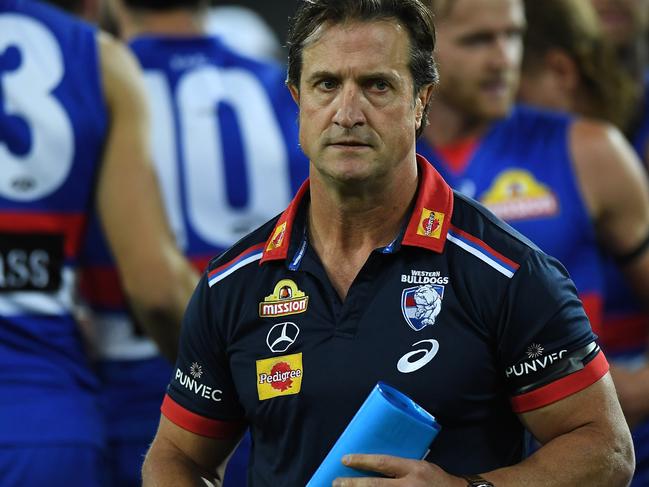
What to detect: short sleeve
<box><xmin>497</xmin><ymin>250</ymin><xmax>609</xmax><ymax>413</ymax></box>
<box><xmin>161</xmin><ymin>272</ymin><xmax>247</xmax><ymax>439</ymax></box>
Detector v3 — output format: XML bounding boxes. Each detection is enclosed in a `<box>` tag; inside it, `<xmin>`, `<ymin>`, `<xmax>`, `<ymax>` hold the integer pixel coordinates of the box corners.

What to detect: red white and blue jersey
<box><xmin>0</xmin><ymin>0</ymin><xmax>107</xmax><ymax>445</ymax></box>
<box><xmin>163</xmin><ymin>157</ymin><xmax>607</xmax><ymax>485</ymax></box>
<box><xmin>600</xmin><ymin>72</ymin><xmax>649</xmax><ymax>487</ymax></box>
<box><xmin>599</xmin><ymin>73</ymin><xmax>649</xmax><ymax>362</ymax></box>
<box><xmin>417</xmin><ymin>105</ymin><xmax>604</xmax><ymax>332</ymax></box>
<box><xmin>77</xmin><ymin>35</ymin><xmax>308</xmax><ymax>455</ymax></box>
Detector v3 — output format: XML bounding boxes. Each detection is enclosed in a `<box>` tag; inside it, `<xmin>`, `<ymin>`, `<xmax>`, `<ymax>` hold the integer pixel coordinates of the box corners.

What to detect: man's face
<box><xmin>589</xmin><ymin>0</ymin><xmax>649</xmax><ymax>48</ymax></box>
<box><xmin>434</xmin><ymin>0</ymin><xmax>525</xmax><ymax>122</ymax></box>
<box><xmin>289</xmin><ymin>20</ymin><xmax>431</xmax><ymax>186</ymax></box>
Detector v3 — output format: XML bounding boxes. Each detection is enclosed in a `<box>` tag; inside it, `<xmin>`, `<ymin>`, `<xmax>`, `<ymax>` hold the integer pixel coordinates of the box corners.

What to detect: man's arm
<box><xmin>570</xmin><ymin>119</ymin><xmax>649</xmax><ymax>427</ymax></box>
<box><xmin>336</xmin><ymin>374</ymin><xmax>634</xmax><ymax>486</ymax></box>
<box><xmin>95</xmin><ymin>32</ymin><xmax>199</xmax><ymax>362</ymax></box>
<box><xmin>142</xmin><ymin>416</ymin><xmax>242</xmax><ymax>486</ymax></box>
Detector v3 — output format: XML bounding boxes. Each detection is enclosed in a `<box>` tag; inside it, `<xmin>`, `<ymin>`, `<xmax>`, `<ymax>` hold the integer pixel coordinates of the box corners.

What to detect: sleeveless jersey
<box><xmin>78</xmin><ymin>36</ymin><xmax>307</xmax><ymax>450</ymax></box>
<box><xmin>600</xmin><ymin>73</ymin><xmax>649</xmax><ymax>487</ymax></box>
<box><xmin>599</xmin><ymin>73</ymin><xmax>649</xmax><ymax>361</ymax></box>
<box><xmin>417</xmin><ymin>105</ymin><xmax>604</xmax><ymax>331</ymax></box>
<box><xmin>0</xmin><ymin>0</ymin><xmax>108</xmax><ymax>445</ymax></box>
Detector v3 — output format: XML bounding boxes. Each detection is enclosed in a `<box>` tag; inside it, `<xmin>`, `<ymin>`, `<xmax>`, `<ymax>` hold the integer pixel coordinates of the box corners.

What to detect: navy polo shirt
<box><xmin>162</xmin><ymin>156</ymin><xmax>608</xmax><ymax>486</ymax></box>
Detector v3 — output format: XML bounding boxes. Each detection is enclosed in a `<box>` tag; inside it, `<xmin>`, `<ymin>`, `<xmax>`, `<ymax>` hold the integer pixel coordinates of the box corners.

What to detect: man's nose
<box><xmin>332</xmin><ymin>84</ymin><xmax>366</xmax><ymax>128</ymax></box>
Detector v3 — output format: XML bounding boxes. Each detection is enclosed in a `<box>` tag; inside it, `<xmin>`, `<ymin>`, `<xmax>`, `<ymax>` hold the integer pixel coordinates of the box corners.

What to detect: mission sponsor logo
<box><xmin>174</xmin><ymin>362</ymin><xmax>222</xmax><ymax>402</ymax></box>
<box><xmin>266</xmin><ymin>222</ymin><xmax>287</xmax><ymax>252</ymax></box>
<box><xmin>480</xmin><ymin>169</ymin><xmax>559</xmax><ymax>221</ymax></box>
<box><xmin>401</xmin><ymin>269</ymin><xmax>449</xmax><ymax>285</ymax></box>
<box><xmin>416</xmin><ymin>208</ymin><xmax>445</xmax><ymax>239</ymax></box>
<box><xmin>505</xmin><ymin>346</ymin><xmax>568</xmax><ymax>378</ymax></box>
<box><xmin>259</xmin><ymin>279</ymin><xmax>309</xmax><ymax>318</ymax></box>
<box><xmin>401</xmin><ymin>284</ymin><xmax>444</xmax><ymax>331</ymax></box>
<box><xmin>256</xmin><ymin>352</ymin><xmax>303</xmax><ymax>400</ymax></box>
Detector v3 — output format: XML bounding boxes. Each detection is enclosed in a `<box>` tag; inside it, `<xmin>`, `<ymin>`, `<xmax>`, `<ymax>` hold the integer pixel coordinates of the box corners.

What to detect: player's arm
<box><xmin>339</xmin><ymin>375</ymin><xmax>633</xmax><ymax>486</ymax></box>
<box><xmin>487</xmin><ymin>374</ymin><xmax>633</xmax><ymax>485</ymax></box>
<box><xmin>95</xmin><ymin>32</ymin><xmax>199</xmax><ymax>362</ymax></box>
<box><xmin>570</xmin><ymin>119</ymin><xmax>649</xmax><ymax>426</ymax></box>
<box><xmin>142</xmin><ymin>416</ymin><xmax>242</xmax><ymax>487</ymax></box>
<box><xmin>571</xmin><ymin>119</ymin><xmax>649</xmax><ymax>304</ymax></box>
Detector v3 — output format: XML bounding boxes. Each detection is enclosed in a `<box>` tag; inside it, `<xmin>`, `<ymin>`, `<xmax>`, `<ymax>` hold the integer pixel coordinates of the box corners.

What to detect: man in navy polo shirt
<box><xmin>142</xmin><ymin>1</ymin><xmax>634</xmax><ymax>486</ymax></box>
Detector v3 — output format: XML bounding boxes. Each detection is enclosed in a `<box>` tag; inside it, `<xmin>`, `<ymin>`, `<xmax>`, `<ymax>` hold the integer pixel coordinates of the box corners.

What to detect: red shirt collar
<box><xmin>259</xmin><ymin>154</ymin><xmax>454</xmax><ymax>264</ymax></box>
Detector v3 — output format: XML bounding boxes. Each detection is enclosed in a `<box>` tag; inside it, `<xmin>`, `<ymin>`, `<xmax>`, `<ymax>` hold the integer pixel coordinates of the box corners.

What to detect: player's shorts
<box><xmin>0</xmin><ymin>444</ymin><xmax>107</xmax><ymax>487</ymax></box>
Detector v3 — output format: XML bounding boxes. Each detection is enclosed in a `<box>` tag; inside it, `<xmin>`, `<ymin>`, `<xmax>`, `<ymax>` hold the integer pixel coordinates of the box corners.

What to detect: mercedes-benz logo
<box><xmin>266</xmin><ymin>322</ymin><xmax>300</xmax><ymax>353</ymax></box>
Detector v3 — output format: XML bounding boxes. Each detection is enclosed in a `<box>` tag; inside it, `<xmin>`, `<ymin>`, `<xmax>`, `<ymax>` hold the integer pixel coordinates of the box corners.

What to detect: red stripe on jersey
<box><xmin>599</xmin><ymin>313</ymin><xmax>649</xmax><ymax>353</ymax></box>
<box><xmin>510</xmin><ymin>351</ymin><xmax>609</xmax><ymax>413</ymax></box>
<box><xmin>79</xmin><ymin>266</ymin><xmax>125</xmax><ymax>308</ymax></box>
<box><xmin>449</xmin><ymin>225</ymin><xmax>520</xmax><ymax>271</ymax></box>
<box><xmin>161</xmin><ymin>395</ymin><xmax>246</xmax><ymax>439</ymax></box>
<box><xmin>0</xmin><ymin>212</ymin><xmax>86</xmax><ymax>258</ymax></box>
<box><xmin>80</xmin><ymin>255</ymin><xmax>215</xmax><ymax>308</ymax></box>
<box><xmin>580</xmin><ymin>293</ymin><xmax>602</xmax><ymax>336</ymax></box>
<box><xmin>210</xmin><ymin>242</ymin><xmax>265</xmax><ymax>278</ymax></box>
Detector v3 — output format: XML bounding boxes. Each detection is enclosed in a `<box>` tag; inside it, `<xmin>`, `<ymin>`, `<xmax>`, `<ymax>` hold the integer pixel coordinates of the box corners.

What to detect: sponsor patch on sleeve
<box><xmin>256</xmin><ymin>352</ymin><xmax>303</xmax><ymax>400</ymax></box>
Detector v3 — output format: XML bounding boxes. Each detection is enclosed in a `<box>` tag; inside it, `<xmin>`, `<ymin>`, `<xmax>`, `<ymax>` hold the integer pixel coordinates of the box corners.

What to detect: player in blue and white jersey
<box><xmin>0</xmin><ymin>0</ymin><xmax>197</xmax><ymax>485</ymax></box>
<box><xmin>79</xmin><ymin>1</ymin><xmax>308</xmax><ymax>485</ymax></box>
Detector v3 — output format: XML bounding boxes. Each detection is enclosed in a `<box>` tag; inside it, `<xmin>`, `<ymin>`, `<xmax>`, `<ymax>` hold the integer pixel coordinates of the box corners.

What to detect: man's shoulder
<box><xmin>496</xmin><ymin>104</ymin><xmax>574</xmax><ymax>142</ymax></box>
<box><xmin>3</xmin><ymin>0</ymin><xmax>95</xmax><ymax>35</ymax></box>
<box><xmin>449</xmin><ymin>191</ymin><xmax>539</xmax><ymax>272</ymax></box>
<box><xmin>205</xmin><ymin>214</ymin><xmax>282</xmax><ymax>284</ymax></box>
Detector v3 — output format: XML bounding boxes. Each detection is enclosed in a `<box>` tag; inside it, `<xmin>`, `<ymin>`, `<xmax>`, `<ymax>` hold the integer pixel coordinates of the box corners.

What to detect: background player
<box><xmin>79</xmin><ymin>0</ymin><xmax>308</xmax><ymax>484</ymax></box>
<box><xmin>0</xmin><ymin>0</ymin><xmax>197</xmax><ymax>485</ymax></box>
<box><xmin>419</xmin><ymin>0</ymin><xmax>649</xmax><ymax>352</ymax></box>
<box><xmin>518</xmin><ymin>0</ymin><xmax>649</xmax><ymax>484</ymax></box>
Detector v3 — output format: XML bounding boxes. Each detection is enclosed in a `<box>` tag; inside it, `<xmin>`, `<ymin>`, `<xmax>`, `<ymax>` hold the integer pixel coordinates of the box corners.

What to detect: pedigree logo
<box><xmin>256</xmin><ymin>352</ymin><xmax>303</xmax><ymax>401</ymax></box>
<box><xmin>266</xmin><ymin>222</ymin><xmax>287</xmax><ymax>252</ymax></box>
<box><xmin>259</xmin><ymin>279</ymin><xmax>309</xmax><ymax>318</ymax></box>
<box><xmin>416</xmin><ymin>208</ymin><xmax>444</xmax><ymax>239</ymax></box>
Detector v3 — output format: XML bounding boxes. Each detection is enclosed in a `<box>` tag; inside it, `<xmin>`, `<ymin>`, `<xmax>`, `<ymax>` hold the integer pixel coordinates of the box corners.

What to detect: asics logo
<box><xmin>266</xmin><ymin>322</ymin><xmax>300</xmax><ymax>353</ymax></box>
<box><xmin>397</xmin><ymin>339</ymin><xmax>439</xmax><ymax>373</ymax></box>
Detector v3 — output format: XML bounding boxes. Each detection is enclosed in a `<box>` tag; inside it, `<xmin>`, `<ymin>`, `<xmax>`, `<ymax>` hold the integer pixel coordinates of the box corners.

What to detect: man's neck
<box><xmin>423</xmin><ymin>98</ymin><xmax>493</xmax><ymax>148</ymax></box>
<box><xmin>307</xmin><ymin>161</ymin><xmax>418</xmax><ymax>299</ymax></box>
<box><xmin>121</xmin><ymin>9</ymin><xmax>206</xmax><ymax>39</ymax></box>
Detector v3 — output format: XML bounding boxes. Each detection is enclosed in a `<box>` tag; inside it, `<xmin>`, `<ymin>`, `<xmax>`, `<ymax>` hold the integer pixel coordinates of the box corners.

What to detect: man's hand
<box><xmin>332</xmin><ymin>454</ymin><xmax>466</xmax><ymax>486</ymax></box>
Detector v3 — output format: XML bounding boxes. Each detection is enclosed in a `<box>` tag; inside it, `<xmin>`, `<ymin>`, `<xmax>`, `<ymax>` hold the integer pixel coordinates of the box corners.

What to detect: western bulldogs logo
<box><xmin>401</xmin><ymin>284</ymin><xmax>444</xmax><ymax>331</ymax></box>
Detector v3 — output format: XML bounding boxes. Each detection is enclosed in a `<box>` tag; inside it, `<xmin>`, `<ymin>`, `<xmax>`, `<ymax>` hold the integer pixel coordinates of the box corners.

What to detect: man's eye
<box><xmin>374</xmin><ymin>79</ymin><xmax>388</xmax><ymax>91</ymax></box>
<box><xmin>371</xmin><ymin>80</ymin><xmax>389</xmax><ymax>91</ymax></box>
<box><xmin>318</xmin><ymin>79</ymin><xmax>337</xmax><ymax>90</ymax></box>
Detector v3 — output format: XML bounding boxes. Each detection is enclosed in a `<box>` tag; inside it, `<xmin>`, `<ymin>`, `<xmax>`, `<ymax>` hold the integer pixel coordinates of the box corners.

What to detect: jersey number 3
<box><xmin>0</xmin><ymin>15</ymin><xmax>74</xmax><ymax>201</ymax></box>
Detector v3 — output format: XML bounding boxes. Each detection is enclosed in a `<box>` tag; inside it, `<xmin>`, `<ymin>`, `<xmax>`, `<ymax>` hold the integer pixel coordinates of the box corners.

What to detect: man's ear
<box><xmin>288</xmin><ymin>83</ymin><xmax>300</xmax><ymax>106</ymax></box>
<box><xmin>415</xmin><ymin>84</ymin><xmax>435</xmax><ymax>130</ymax></box>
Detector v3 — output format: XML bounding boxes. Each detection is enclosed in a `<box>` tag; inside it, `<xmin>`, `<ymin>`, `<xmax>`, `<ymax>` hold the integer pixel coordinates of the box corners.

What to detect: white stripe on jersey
<box><xmin>0</xmin><ymin>267</ymin><xmax>76</xmax><ymax>315</ymax></box>
<box><xmin>447</xmin><ymin>233</ymin><xmax>515</xmax><ymax>278</ymax></box>
<box><xmin>208</xmin><ymin>251</ymin><xmax>263</xmax><ymax>287</ymax></box>
<box><xmin>91</xmin><ymin>311</ymin><xmax>160</xmax><ymax>361</ymax></box>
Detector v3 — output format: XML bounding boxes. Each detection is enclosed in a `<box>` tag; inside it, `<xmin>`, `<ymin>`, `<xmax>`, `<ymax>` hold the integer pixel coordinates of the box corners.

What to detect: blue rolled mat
<box><xmin>306</xmin><ymin>381</ymin><xmax>441</xmax><ymax>486</ymax></box>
